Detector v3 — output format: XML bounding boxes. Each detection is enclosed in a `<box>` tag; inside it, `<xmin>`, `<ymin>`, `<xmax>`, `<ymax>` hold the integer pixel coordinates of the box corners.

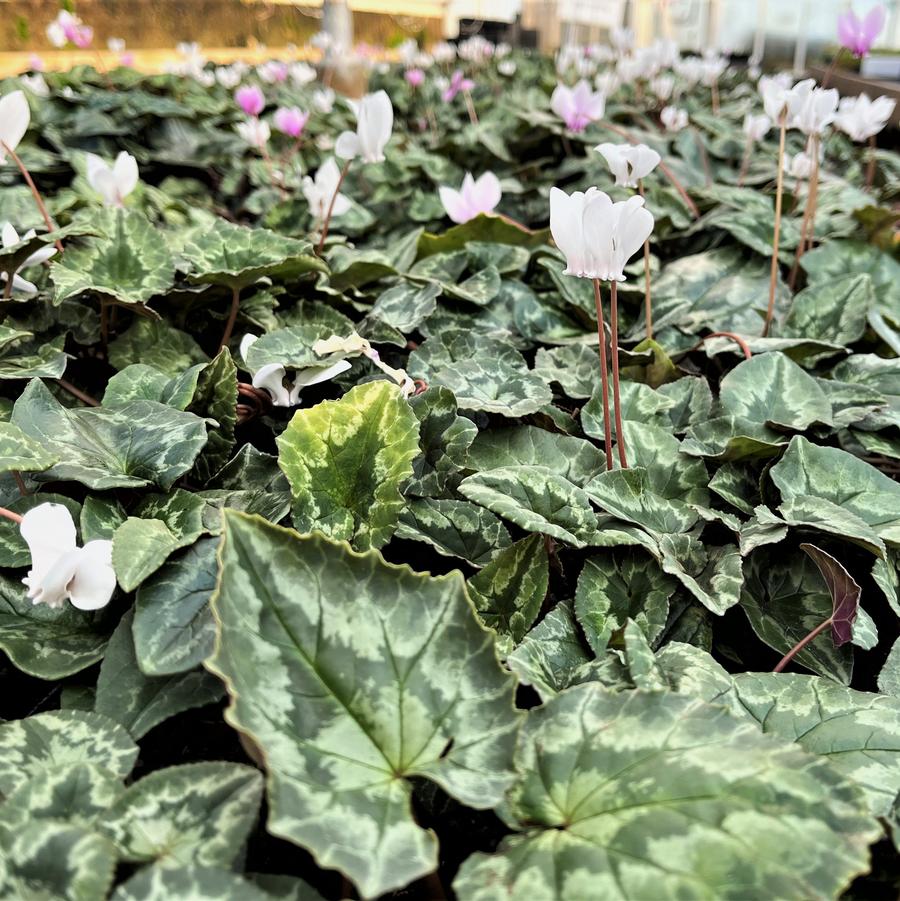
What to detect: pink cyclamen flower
<box><xmin>439</xmin><ymin>171</ymin><xmax>502</xmax><ymax>223</ymax></box>
<box><xmin>838</xmin><ymin>5</ymin><xmax>885</xmax><ymax>57</ymax></box>
<box><xmin>274</xmin><ymin>106</ymin><xmax>310</xmax><ymax>138</ymax></box>
<box><xmin>65</xmin><ymin>22</ymin><xmax>94</xmax><ymax>49</ymax></box>
<box><xmin>120</xmin><ymin>52</ymin><xmax>135</xmax><ymax>67</ymax></box>
<box><xmin>551</xmin><ymin>80</ymin><xmax>606</xmax><ymax>133</ymax></box>
<box><xmin>405</xmin><ymin>68</ymin><xmax>426</xmax><ymax>88</ymax></box>
<box><xmin>235</xmin><ymin>85</ymin><xmax>265</xmax><ymax>117</ymax></box>
<box><xmin>443</xmin><ymin>70</ymin><xmax>475</xmax><ymax>103</ymax></box>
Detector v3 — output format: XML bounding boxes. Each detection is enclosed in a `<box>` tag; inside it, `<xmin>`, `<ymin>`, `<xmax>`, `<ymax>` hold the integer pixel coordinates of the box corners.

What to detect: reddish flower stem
<box><xmin>2</xmin><ymin>142</ymin><xmax>64</xmax><ymax>254</ymax></box>
<box><xmin>56</xmin><ymin>378</ymin><xmax>100</xmax><ymax>407</ymax></box>
<box><xmin>592</xmin><ymin>278</ymin><xmax>614</xmax><ymax>471</ymax></box>
<box><xmin>773</xmin><ymin>617</ymin><xmax>832</xmax><ymax>673</ymax></box>
<box><xmin>316</xmin><ymin>160</ymin><xmax>351</xmax><ymax>255</ymax></box>
<box><xmin>865</xmin><ymin>134</ymin><xmax>878</xmax><ymax>189</ymax></box>
<box><xmin>691</xmin><ymin>331</ymin><xmax>753</xmax><ymax>360</ymax></box>
<box><xmin>638</xmin><ymin>180</ymin><xmax>653</xmax><ymax>340</ymax></box>
<box><xmin>610</xmin><ymin>281</ymin><xmax>628</xmax><ymax>469</ymax></box>
<box><xmin>0</xmin><ymin>506</ymin><xmax>23</xmax><ymax>525</ymax></box>
<box><xmin>219</xmin><ymin>285</ymin><xmax>241</xmax><ymax>352</ymax></box>
<box><xmin>763</xmin><ymin>111</ymin><xmax>787</xmax><ymax>337</ymax></box>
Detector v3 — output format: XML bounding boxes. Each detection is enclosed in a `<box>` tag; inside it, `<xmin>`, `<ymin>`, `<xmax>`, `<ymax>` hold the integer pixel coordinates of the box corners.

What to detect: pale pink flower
<box><xmin>443</xmin><ymin>70</ymin><xmax>475</xmax><ymax>103</ymax></box>
<box><xmin>551</xmin><ymin>80</ymin><xmax>606</xmax><ymax>133</ymax></box>
<box><xmin>405</xmin><ymin>68</ymin><xmax>426</xmax><ymax>88</ymax></box>
<box><xmin>838</xmin><ymin>5</ymin><xmax>885</xmax><ymax>57</ymax></box>
<box><xmin>439</xmin><ymin>172</ymin><xmax>502</xmax><ymax>223</ymax></box>
<box><xmin>274</xmin><ymin>106</ymin><xmax>310</xmax><ymax>138</ymax></box>
<box><xmin>235</xmin><ymin>85</ymin><xmax>265</xmax><ymax>117</ymax></box>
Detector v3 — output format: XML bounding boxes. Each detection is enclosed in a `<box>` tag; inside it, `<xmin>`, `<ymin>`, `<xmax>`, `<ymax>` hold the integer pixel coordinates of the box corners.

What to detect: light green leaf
<box><xmin>101</xmin><ymin>762</ymin><xmax>262</xmax><ymax>868</ymax></box>
<box><xmin>277</xmin><ymin>381</ymin><xmax>421</xmax><ymax>549</ymax></box>
<box><xmin>108</xmin><ymin>318</ymin><xmax>208</xmax><ymax>376</ymax></box>
<box><xmin>51</xmin><ymin>208</ymin><xmax>176</xmax><ymax>306</ymax></box>
<box><xmin>454</xmin><ymin>685</ymin><xmax>879</xmax><ymax>901</ymax></box>
<box><xmin>779</xmin><ymin>274</ymin><xmax>873</xmax><ymax>346</ymax></box>
<box><xmin>190</xmin><ymin>348</ymin><xmax>238</xmax><ymax>482</ymax></box>
<box><xmin>0</xmin><ymin>421</ymin><xmax>58</xmax><ymax>474</ymax></box>
<box><xmin>205</xmin><ymin>512</ymin><xmax>521</xmax><ymax>899</ymax></box>
<box><xmin>112</xmin><ymin>865</ymin><xmax>274</xmax><ymax>901</ymax></box>
<box><xmin>658</xmin><ymin>534</ymin><xmax>744</xmax><ymax>616</ymax></box>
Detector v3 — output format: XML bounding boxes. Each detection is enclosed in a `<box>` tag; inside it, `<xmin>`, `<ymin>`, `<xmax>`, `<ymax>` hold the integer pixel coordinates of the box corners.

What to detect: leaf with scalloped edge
<box><xmin>205</xmin><ymin>511</ymin><xmax>520</xmax><ymax>899</ymax></box>
<box><xmin>50</xmin><ymin>208</ymin><xmax>176</xmax><ymax>306</ymax></box>
<box><xmin>100</xmin><ymin>762</ymin><xmax>262</xmax><ymax>868</ymax></box>
<box><xmin>277</xmin><ymin>381</ymin><xmax>420</xmax><ymax>550</ymax></box>
<box><xmin>454</xmin><ymin>684</ymin><xmax>879</xmax><ymax>901</ymax></box>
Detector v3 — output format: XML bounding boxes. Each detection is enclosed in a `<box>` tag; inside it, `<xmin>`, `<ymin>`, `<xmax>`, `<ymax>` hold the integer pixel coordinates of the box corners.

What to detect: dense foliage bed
<box><xmin>0</xmin><ymin>40</ymin><xmax>899</xmax><ymax>900</ymax></box>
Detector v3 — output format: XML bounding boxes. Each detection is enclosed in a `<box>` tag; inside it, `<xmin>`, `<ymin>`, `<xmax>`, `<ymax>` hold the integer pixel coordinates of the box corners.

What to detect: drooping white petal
<box><xmin>112</xmin><ymin>152</ymin><xmax>139</xmax><ymax>200</ymax></box>
<box><xmin>22</xmin><ymin>242</ymin><xmax>57</xmax><ymax>268</ymax></box>
<box><xmin>239</xmin><ymin>333</ymin><xmax>259</xmax><ymax>364</ymax></box>
<box><xmin>252</xmin><ymin>363</ymin><xmax>292</xmax><ymax>407</ymax></box>
<box><xmin>9</xmin><ymin>273</ymin><xmax>38</xmax><ymax>295</ymax></box>
<box><xmin>67</xmin><ymin>540</ymin><xmax>116</xmax><ymax>611</ymax></box>
<box><xmin>335</xmin><ymin>130</ymin><xmax>361</xmax><ymax>161</ymax></box>
<box><xmin>292</xmin><ymin>359</ymin><xmax>353</xmax><ymax>390</ymax></box>
<box><xmin>609</xmin><ymin>195</ymin><xmax>654</xmax><ymax>282</ymax></box>
<box><xmin>357</xmin><ymin>90</ymin><xmax>393</xmax><ymax>163</ymax></box>
<box><xmin>581</xmin><ymin>189</ymin><xmax>616</xmax><ymax>279</ymax></box>
<box><xmin>596</xmin><ymin>143</ymin><xmax>631</xmax><ymax>186</ymax></box>
<box><xmin>2</xmin><ymin>222</ymin><xmax>20</xmax><ymax>249</ymax></box>
<box><xmin>628</xmin><ymin>145</ymin><xmax>661</xmax><ymax>182</ymax></box>
<box><xmin>20</xmin><ymin>503</ymin><xmax>78</xmax><ymax>603</ymax></box>
<box><xmin>0</xmin><ymin>91</ymin><xmax>30</xmax><ymax>161</ymax></box>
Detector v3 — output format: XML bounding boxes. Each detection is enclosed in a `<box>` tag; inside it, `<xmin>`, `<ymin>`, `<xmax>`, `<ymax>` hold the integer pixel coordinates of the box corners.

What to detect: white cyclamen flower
<box><xmin>0</xmin><ymin>222</ymin><xmax>56</xmax><ymax>295</ymax></box>
<box><xmin>236</xmin><ymin>118</ymin><xmax>271</xmax><ymax>150</ymax></box>
<box><xmin>743</xmin><ymin>112</ymin><xmax>771</xmax><ymax>143</ymax></box>
<box><xmin>86</xmin><ymin>152</ymin><xmax>139</xmax><ymax>207</ymax></box>
<box><xmin>439</xmin><ymin>172</ymin><xmax>502</xmax><ymax>224</ymax></box>
<box><xmin>596</xmin><ymin>142</ymin><xmax>661</xmax><ymax>188</ymax></box>
<box><xmin>0</xmin><ymin>90</ymin><xmax>30</xmax><ymax>162</ymax></box>
<box><xmin>783</xmin><ymin>151</ymin><xmax>814</xmax><ymax>179</ymax></box>
<box><xmin>312</xmin><ymin>332</ymin><xmax>416</xmax><ymax>397</ymax></box>
<box><xmin>302</xmin><ymin>158</ymin><xmax>351</xmax><ymax>221</ymax></box>
<box><xmin>758</xmin><ymin>73</ymin><xmax>794</xmax><ymax>121</ymax></box>
<box><xmin>835</xmin><ymin>93</ymin><xmax>896</xmax><ymax>142</ymax></box>
<box><xmin>650</xmin><ymin>74</ymin><xmax>674</xmax><ymax>101</ymax></box>
<box><xmin>660</xmin><ymin>105</ymin><xmax>688</xmax><ymax>132</ymax></box>
<box><xmin>787</xmin><ymin>80</ymin><xmax>838</xmax><ymax>135</ymax></box>
<box><xmin>20</xmin><ymin>74</ymin><xmax>49</xmax><ymax>98</ymax></box>
<box><xmin>335</xmin><ymin>90</ymin><xmax>393</xmax><ymax>163</ymax></box>
<box><xmin>21</xmin><ymin>503</ymin><xmax>116</xmax><ymax>610</ymax></box>
<box><xmin>549</xmin><ymin>187</ymin><xmax>654</xmax><ymax>282</ymax></box>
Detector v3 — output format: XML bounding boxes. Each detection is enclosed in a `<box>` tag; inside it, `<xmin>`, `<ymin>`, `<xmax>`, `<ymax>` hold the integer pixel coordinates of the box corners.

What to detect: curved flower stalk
<box><xmin>549</xmin><ymin>187</ymin><xmax>653</xmax><ymax>469</ymax></box>
<box><xmin>0</xmin><ymin>502</ymin><xmax>116</xmax><ymax>611</ymax></box>
<box><xmin>312</xmin><ymin>332</ymin><xmax>416</xmax><ymax>396</ymax></box>
<box><xmin>836</xmin><ymin>93</ymin><xmax>896</xmax><ymax>187</ymax></box>
<box><xmin>660</xmin><ymin>105</ymin><xmax>688</xmax><ymax>132</ymax></box>
<box><xmin>305</xmin><ymin>158</ymin><xmax>352</xmax><ymax>255</ymax></box>
<box><xmin>0</xmin><ymin>222</ymin><xmax>57</xmax><ymax>299</ymax></box>
<box><xmin>738</xmin><ymin>113</ymin><xmax>771</xmax><ymax>185</ymax></box>
<box><xmin>0</xmin><ymin>91</ymin><xmax>62</xmax><ymax>254</ymax></box>
<box><xmin>551</xmin><ymin>80</ymin><xmax>606</xmax><ymax>133</ymax></box>
<box><xmin>240</xmin><ymin>335</ymin><xmax>352</xmax><ymax>408</ymax></box>
<box><xmin>596</xmin><ymin>144</ymin><xmax>660</xmax><ymax>339</ymax></box>
<box><xmin>86</xmin><ymin>152</ymin><xmax>139</xmax><ymax>208</ymax></box>
<box><xmin>439</xmin><ymin>172</ymin><xmax>502</xmax><ymax>223</ymax></box>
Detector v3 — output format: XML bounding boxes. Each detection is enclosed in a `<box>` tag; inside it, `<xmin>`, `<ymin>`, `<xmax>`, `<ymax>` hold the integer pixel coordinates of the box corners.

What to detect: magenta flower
<box><xmin>405</xmin><ymin>68</ymin><xmax>426</xmax><ymax>88</ymax></box>
<box><xmin>838</xmin><ymin>4</ymin><xmax>885</xmax><ymax>57</ymax></box>
<box><xmin>65</xmin><ymin>22</ymin><xmax>94</xmax><ymax>49</ymax></box>
<box><xmin>443</xmin><ymin>70</ymin><xmax>475</xmax><ymax>103</ymax></box>
<box><xmin>235</xmin><ymin>85</ymin><xmax>265</xmax><ymax>117</ymax></box>
<box><xmin>274</xmin><ymin>106</ymin><xmax>310</xmax><ymax>138</ymax></box>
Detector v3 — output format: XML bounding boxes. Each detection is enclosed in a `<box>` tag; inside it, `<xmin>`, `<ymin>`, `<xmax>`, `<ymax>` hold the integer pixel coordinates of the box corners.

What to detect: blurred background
<box><xmin>0</xmin><ymin>0</ymin><xmax>898</xmax><ymax>72</ymax></box>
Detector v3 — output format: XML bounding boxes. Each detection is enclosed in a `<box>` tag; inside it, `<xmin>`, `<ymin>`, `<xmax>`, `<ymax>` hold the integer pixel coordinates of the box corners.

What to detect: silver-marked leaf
<box><xmin>277</xmin><ymin>381</ymin><xmax>421</xmax><ymax>549</ymax></box>
<box><xmin>466</xmin><ymin>426</ymin><xmax>605</xmax><ymax>487</ymax></box>
<box><xmin>0</xmin><ymin>762</ymin><xmax>122</xmax><ymax>830</ymax></box>
<box><xmin>112</xmin><ymin>865</ymin><xmax>274</xmax><ymax>901</ymax></box>
<box><xmin>459</xmin><ymin>466</ymin><xmax>601</xmax><ymax>548</ymax></box>
<box><xmin>0</xmin><ymin>710</ymin><xmax>137</xmax><ymax>797</ymax></box>
<box><xmin>0</xmin><ymin>822</ymin><xmax>117</xmax><ymax>901</ymax></box>
<box><xmin>0</xmin><ymin>571</ymin><xmax>111</xmax><ymax>679</ymax></box>
<box><xmin>658</xmin><ymin>535</ymin><xmax>744</xmax><ymax>616</ymax></box>
<box><xmin>12</xmin><ymin>379</ymin><xmax>208</xmax><ymax>491</ymax></box>
<box><xmin>681</xmin><ymin>415</ymin><xmax>787</xmax><ymax>461</ymax></box>
<box><xmin>101</xmin><ymin>762</ymin><xmax>262</xmax><ymax>868</ymax></box>
<box><xmin>407</xmin><ymin>387</ymin><xmax>477</xmax><ymax>497</ymax></box>
<box><xmin>468</xmin><ymin>534</ymin><xmax>549</xmax><ymax>645</ymax></box>
<box><xmin>95</xmin><ymin>610</ymin><xmax>223</xmax><ymax>739</ymax></box>
<box><xmin>111</xmin><ymin>490</ymin><xmax>206</xmax><ymax>592</ymax></box>
<box><xmin>741</xmin><ymin>550</ymin><xmax>853</xmax><ymax>683</ymax></box>
<box><xmin>779</xmin><ymin>274</ymin><xmax>873</xmax><ymax>346</ymax></box>
<box><xmin>657</xmin><ymin>376</ymin><xmax>714</xmax><ymax>434</ymax></box>
<box><xmin>454</xmin><ymin>685</ymin><xmax>879</xmax><ymax>901</ymax></box>
<box><xmin>575</xmin><ymin>549</ymin><xmax>676</xmax><ymax>655</ymax></box>
<box><xmin>395</xmin><ymin>498</ymin><xmax>510</xmax><ymax>566</ymax></box>
<box><xmin>50</xmin><ymin>208</ymin><xmax>175</xmax><ymax>306</ymax></box>
<box><xmin>81</xmin><ymin>496</ymin><xmax>128</xmax><ymax>542</ymax></box>
<box><xmin>108</xmin><ymin>318</ymin><xmax>208</xmax><ymax>376</ymax></box>
<box><xmin>205</xmin><ymin>512</ymin><xmax>521</xmax><ymax>899</ymax></box>
<box><xmin>183</xmin><ymin>219</ymin><xmax>325</xmax><ymax>289</ymax></box>
<box><xmin>190</xmin><ymin>347</ymin><xmax>238</xmax><ymax>482</ymax></box>
<box><xmin>369</xmin><ymin>281</ymin><xmax>440</xmax><ymax>332</ymax></box>
<box><xmin>0</xmin><ymin>421</ymin><xmax>58</xmax><ymax>474</ymax></box>
<box><xmin>718</xmin><ymin>352</ymin><xmax>833</xmax><ymax>431</ymax></box>
<box><xmin>770</xmin><ymin>436</ymin><xmax>900</xmax><ymax>545</ymax></box>
<box><xmin>582</xmin><ymin>381</ymin><xmax>676</xmax><ymax>438</ymax></box>
<box><xmin>533</xmin><ymin>343</ymin><xmax>600</xmax><ymax>399</ymax></box>
<box><xmin>408</xmin><ymin>330</ymin><xmax>551</xmax><ymax>418</ymax></box>
<box><xmin>133</xmin><ymin>538</ymin><xmax>219</xmax><ymax>676</ymax></box>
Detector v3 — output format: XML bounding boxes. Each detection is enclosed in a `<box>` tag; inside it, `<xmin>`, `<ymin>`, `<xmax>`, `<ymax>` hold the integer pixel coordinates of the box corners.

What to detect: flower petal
<box><xmin>68</xmin><ymin>540</ymin><xmax>116</xmax><ymax>611</ymax></box>
<box><xmin>20</xmin><ymin>502</ymin><xmax>78</xmax><ymax>599</ymax></box>
<box><xmin>0</xmin><ymin>91</ymin><xmax>31</xmax><ymax>159</ymax></box>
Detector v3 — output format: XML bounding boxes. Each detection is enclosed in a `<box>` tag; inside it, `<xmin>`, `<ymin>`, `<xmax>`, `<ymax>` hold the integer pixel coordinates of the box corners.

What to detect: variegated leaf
<box><xmin>206</xmin><ymin>511</ymin><xmax>521</xmax><ymax>898</ymax></box>
<box><xmin>0</xmin><ymin>421</ymin><xmax>58</xmax><ymax>474</ymax></box>
<box><xmin>454</xmin><ymin>685</ymin><xmax>879</xmax><ymax>901</ymax></box>
<box><xmin>277</xmin><ymin>381</ymin><xmax>420</xmax><ymax>550</ymax></box>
